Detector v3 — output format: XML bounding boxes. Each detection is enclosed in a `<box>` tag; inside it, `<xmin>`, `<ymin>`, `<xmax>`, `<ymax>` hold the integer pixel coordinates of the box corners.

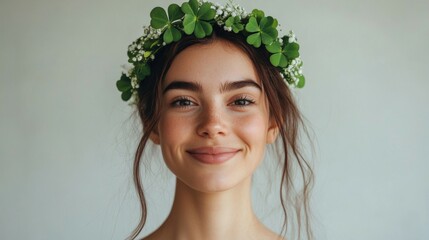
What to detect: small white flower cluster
<box><xmin>223</xmin><ymin>26</ymin><xmax>233</xmax><ymax>32</ymax></box>
<box><xmin>128</xmin><ymin>26</ymin><xmax>162</xmax><ymax>63</ymax></box>
<box><xmin>125</xmin><ymin>25</ymin><xmax>162</xmax><ymax>93</ymax></box>
<box><xmin>211</xmin><ymin>1</ymin><xmax>247</xmax><ymax>28</ymax></box>
<box><xmin>142</xmin><ymin>25</ymin><xmax>163</xmax><ymax>40</ymax></box>
<box><xmin>121</xmin><ymin>64</ymin><xmax>133</xmax><ymax>77</ymax></box>
<box><xmin>284</xmin><ymin>57</ymin><xmax>304</xmax><ymax>87</ymax></box>
<box><xmin>287</xmin><ymin>30</ymin><xmax>297</xmax><ymax>43</ymax></box>
<box><xmin>131</xmin><ymin>76</ymin><xmax>139</xmax><ymax>89</ymax></box>
<box><xmin>129</xmin><ymin>91</ymin><xmax>139</xmax><ymax>106</ymax></box>
<box><xmin>121</xmin><ymin>64</ymin><xmax>139</xmax><ymax>90</ymax></box>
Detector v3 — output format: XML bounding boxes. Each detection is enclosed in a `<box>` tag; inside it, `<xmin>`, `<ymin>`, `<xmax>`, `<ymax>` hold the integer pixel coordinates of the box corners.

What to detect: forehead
<box><xmin>163</xmin><ymin>39</ymin><xmax>260</xmax><ymax>87</ymax></box>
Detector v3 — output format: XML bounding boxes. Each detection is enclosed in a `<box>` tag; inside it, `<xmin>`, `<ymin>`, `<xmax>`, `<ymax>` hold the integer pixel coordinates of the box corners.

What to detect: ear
<box><xmin>266</xmin><ymin>118</ymin><xmax>279</xmax><ymax>144</ymax></box>
<box><xmin>149</xmin><ymin>126</ymin><xmax>161</xmax><ymax>145</ymax></box>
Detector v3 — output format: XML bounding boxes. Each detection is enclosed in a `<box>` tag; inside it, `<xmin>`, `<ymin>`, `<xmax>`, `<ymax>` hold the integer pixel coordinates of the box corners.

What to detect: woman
<box><xmin>116</xmin><ymin>1</ymin><xmax>314</xmax><ymax>239</ymax></box>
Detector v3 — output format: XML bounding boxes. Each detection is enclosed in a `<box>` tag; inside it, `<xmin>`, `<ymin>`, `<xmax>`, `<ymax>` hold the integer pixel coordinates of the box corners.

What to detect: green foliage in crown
<box><xmin>117</xmin><ymin>0</ymin><xmax>305</xmax><ymax>103</ymax></box>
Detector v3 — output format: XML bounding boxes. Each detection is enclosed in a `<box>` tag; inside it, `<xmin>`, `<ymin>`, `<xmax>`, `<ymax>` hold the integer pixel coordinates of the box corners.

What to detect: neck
<box><xmin>157</xmin><ymin>177</ymin><xmax>265</xmax><ymax>240</ymax></box>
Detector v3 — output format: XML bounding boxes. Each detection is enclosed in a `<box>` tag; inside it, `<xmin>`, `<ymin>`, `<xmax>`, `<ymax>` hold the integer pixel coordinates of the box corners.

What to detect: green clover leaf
<box><xmin>182</xmin><ymin>0</ymin><xmax>216</xmax><ymax>38</ymax></box>
<box><xmin>197</xmin><ymin>2</ymin><xmax>216</xmax><ymax>20</ymax></box>
<box><xmin>135</xmin><ymin>63</ymin><xmax>151</xmax><ymax>81</ymax></box>
<box><xmin>134</xmin><ymin>63</ymin><xmax>150</xmax><ymax>81</ymax></box>
<box><xmin>150</xmin><ymin>4</ymin><xmax>184</xmax><ymax>44</ymax></box>
<box><xmin>225</xmin><ymin>16</ymin><xmax>244</xmax><ymax>33</ymax></box>
<box><xmin>121</xmin><ymin>90</ymin><xmax>133</xmax><ymax>101</ymax></box>
<box><xmin>245</xmin><ymin>16</ymin><xmax>259</xmax><ymax>32</ymax></box>
<box><xmin>150</xmin><ymin>7</ymin><xmax>169</xmax><ymax>29</ymax></box>
<box><xmin>116</xmin><ymin>74</ymin><xmax>132</xmax><ymax>92</ymax></box>
<box><xmin>116</xmin><ymin>74</ymin><xmax>133</xmax><ymax>101</ymax></box>
<box><xmin>266</xmin><ymin>41</ymin><xmax>287</xmax><ymax>67</ymax></box>
<box><xmin>284</xmin><ymin>42</ymin><xmax>300</xmax><ymax>59</ymax></box>
<box><xmin>181</xmin><ymin>0</ymin><xmax>199</xmax><ymax>15</ymax></box>
<box><xmin>266</xmin><ymin>41</ymin><xmax>300</xmax><ymax>67</ymax></box>
<box><xmin>247</xmin><ymin>33</ymin><xmax>261</xmax><ymax>48</ymax></box>
<box><xmin>250</xmin><ymin>9</ymin><xmax>265</xmax><ymax>22</ymax></box>
<box><xmin>163</xmin><ymin>27</ymin><xmax>181</xmax><ymax>44</ymax></box>
<box><xmin>245</xmin><ymin>16</ymin><xmax>278</xmax><ymax>48</ymax></box>
<box><xmin>297</xmin><ymin>75</ymin><xmax>305</xmax><ymax>88</ymax></box>
<box><xmin>167</xmin><ymin>3</ymin><xmax>184</xmax><ymax>22</ymax></box>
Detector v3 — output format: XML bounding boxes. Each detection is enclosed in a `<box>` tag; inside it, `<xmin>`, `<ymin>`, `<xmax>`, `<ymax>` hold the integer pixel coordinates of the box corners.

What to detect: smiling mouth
<box><xmin>186</xmin><ymin>147</ymin><xmax>240</xmax><ymax>164</ymax></box>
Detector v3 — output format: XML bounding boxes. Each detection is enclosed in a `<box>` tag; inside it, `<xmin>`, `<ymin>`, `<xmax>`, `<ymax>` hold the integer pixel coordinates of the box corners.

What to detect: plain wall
<box><xmin>1</xmin><ymin>0</ymin><xmax>428</xmax><ymax>239</ymax></box>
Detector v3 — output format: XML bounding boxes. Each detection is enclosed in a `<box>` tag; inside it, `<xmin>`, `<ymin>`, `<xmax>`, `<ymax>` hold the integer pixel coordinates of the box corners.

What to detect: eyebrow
<box><xmin>220</xmin><ymin>79</ymin><xmax>262</xmax><ymax>93</ymax></box>
<box><xmin>163</xmin><ymin>81</ymin><xmax>203</xmax><ymax>94</ymax></box>
<box><xmin>163</xmin><ymin>79</ymin><xmax>261</xmax><ymax>94</ymax></box>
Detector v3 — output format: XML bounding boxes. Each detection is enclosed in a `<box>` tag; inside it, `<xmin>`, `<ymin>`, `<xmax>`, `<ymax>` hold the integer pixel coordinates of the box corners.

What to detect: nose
<box><xmin>196</xmin><ymin>106</ymin><xmax>228</xmax><ymax>138</ymax></box>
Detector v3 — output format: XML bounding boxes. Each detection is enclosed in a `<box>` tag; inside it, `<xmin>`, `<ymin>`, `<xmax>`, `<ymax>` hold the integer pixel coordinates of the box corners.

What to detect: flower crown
<box><xmin>116</xmin><ymin>0</ymin><xmax>305</xmax><ymax>103</ymax></box>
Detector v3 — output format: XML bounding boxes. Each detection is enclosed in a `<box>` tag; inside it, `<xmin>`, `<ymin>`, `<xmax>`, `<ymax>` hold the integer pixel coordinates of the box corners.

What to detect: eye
<box><xmin>171</xmin><ymin>97</ymin><xmax>196</xmax><ymax>108</ymax></box>
<box><xmin>230</xmin><ymin>95</ymin><xmax>256</xmax><ymax>107</ymax></box>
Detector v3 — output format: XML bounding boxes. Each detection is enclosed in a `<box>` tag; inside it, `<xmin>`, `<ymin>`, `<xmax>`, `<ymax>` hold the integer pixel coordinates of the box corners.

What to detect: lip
<box><xmin>186</xmin><ymin>147</ymin><xmax>240</xmax><ymax>164</ymax></box>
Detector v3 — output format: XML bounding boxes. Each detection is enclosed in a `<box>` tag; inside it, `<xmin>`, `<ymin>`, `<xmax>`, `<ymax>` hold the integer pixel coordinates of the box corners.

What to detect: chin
<box><xmin>175</xmin><ymin>169</ymin><xmax>251</xmax><ymax>193</ymax></box>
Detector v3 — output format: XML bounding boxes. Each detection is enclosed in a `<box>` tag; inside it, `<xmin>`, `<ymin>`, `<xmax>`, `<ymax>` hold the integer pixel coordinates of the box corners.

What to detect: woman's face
<box><xmin>151</xmin><ymin>39</ymin><xmax>278</xmax><ymax>193</ymax></box>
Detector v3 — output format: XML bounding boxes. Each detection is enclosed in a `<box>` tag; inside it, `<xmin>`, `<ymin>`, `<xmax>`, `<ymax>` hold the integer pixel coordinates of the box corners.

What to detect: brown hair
<box><xmin>127</xmin><ymin>25</ymin><xmax>314</xmax><ymax>240</ymax></box>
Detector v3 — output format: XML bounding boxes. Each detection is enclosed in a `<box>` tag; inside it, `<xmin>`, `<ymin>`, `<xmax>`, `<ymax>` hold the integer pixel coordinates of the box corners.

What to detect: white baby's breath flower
<box><xmin>128</xmin><ymin>44</ymin><xmax>136</xmax><ymax>51</ymax></box>
<box><xmin>121</xmin><ymin>64</ymin><xmax>133</xmax><ymax>77</ymax></box>
<box><xmin>288</xmin><ymin>30</ymin><xmax>297</xmax><ymax>43</ymax></box>
<box><xmin>131</xmin><ymin>77</ymin><xmax>138</xmax><ymax>88</ymax></box>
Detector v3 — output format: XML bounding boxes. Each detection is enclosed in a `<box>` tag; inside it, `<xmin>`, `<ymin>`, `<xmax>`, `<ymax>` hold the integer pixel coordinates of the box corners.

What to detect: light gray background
<box><xmin>1</xmin><ymin>0</ymin><xmax>428</xmax><ymax>239</ymax></box>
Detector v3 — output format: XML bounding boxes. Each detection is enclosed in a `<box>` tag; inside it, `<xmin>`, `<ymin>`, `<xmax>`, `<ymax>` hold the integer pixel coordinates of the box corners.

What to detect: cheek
<box><xmin>158</xmin><ymin>114</ymin><xmax>191</xmax><ymax>144</ymax></box>
<box><xmin>233</xmin><ymin>112</ymin><xmax>269</xmax><ymax>143</ymax></box>
<box><xmin>157</xmin><ymin>114</ymin><xmax>190</xmax><ymax>171</ymax></box>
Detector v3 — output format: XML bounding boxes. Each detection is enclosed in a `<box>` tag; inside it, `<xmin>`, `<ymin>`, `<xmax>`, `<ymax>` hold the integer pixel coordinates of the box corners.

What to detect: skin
<box><xmin>146</xmin><ymin>39</ymin><xmax>281</xmax><ymax>240</ymax></box>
